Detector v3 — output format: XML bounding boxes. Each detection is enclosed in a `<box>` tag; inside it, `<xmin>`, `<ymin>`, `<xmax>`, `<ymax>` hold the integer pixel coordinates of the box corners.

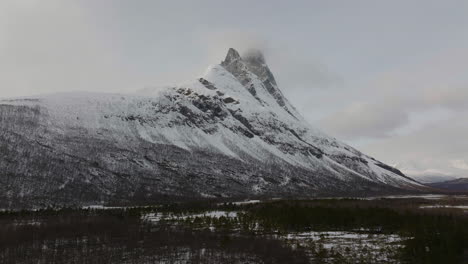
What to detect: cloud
<box><xmin>423</xmin><ymin>86</ymin><xmax>468</xmax><ymax>110</ymax></box>
<box><xmin>319</xmin><ymin>103</ymin><xmax>409</xmax><ymax>140</ymax></box>
<box><xmin>201</xmin><ymin>30</ymin><xmax>270</xmax><ymax>60</ymax></box>
<box><xmin>362</xmin><ymin>113</ymin><xmax>468</xmax><ymax>176</ymax></box>
<box><xmin>318</xmin><ymin>46</ymin><xmax>468</xmax><ymax>142</ymax></box>
<box><xmin>451</xmin><ymin>160</ymin><xmax>468</xmax><ymax>171</ymax></box>
<box><xmin>0</xmin><ymin>0</ymin><xmax>131</xmax><ymax>98</ymax></box>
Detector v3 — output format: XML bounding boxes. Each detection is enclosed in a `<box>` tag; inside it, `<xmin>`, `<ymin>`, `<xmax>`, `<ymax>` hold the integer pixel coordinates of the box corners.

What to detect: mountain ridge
<box><xmin>428</xmin><ymin>178</ymin><xmax>468</xmax><ymax>192</ymax></box>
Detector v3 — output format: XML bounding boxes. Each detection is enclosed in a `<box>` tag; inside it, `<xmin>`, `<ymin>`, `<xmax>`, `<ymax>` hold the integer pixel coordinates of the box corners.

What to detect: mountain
<box><xmin>0</xmin><ymin>48</ymin><xmax>425</xmax><ymax>208</ymax></box>
<box><xmin>409</xmin><ymin>173</ymin><xmax>458</xmax><ymax>184</ymax></box>
<box><xmin>428</xmin><ymin>178</ymin><xmax>468</xmax><ymax>192</ymax></box>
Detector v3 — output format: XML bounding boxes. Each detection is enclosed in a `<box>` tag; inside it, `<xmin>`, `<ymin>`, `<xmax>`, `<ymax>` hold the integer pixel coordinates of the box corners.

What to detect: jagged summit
<box><xmin>221</xmin><ymin>48</ymin><xmax>242</xmax><ymax>67</ymax></box>
<box><xmin>222</xmin><ymin>47</ymin><xmax>266</xmax><ymax>65</ymax></box>
<box><xmin>219</xmin><ymin>48</ymin><xmax>296</xmax><ymax>118</ymax></box>
<box><xmin>242</xmin><ymin>48</ymin><xmax>276</xmax><ymax>85</ymax></box>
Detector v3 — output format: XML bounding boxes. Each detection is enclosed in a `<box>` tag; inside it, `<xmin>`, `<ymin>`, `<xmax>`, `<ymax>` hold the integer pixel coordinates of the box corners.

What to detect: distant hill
<box><xmin>410</xmin><ymin>174</ymin><xmax>457</xmax><ymax>184</ymax></box>
<box><xmin>428</xmin><ymin>178</ymin><xmax>468</xmax><ymax>192</ymax></box>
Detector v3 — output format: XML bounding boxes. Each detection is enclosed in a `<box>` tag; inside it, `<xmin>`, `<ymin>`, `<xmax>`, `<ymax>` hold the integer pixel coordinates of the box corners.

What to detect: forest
<box><xmin>1</xmin><ymin>197</ymin><xmax>467</xmax><ymax>263</ymax></box>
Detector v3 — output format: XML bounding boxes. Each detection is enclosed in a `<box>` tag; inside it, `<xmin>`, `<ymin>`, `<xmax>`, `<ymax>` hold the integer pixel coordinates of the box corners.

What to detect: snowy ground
<box><xmin>142</xmin><ymin>209</ymin><xmax>408</xmax><ymax>263</ymax></box>
<box><xmin>420</xmin><ymin>205</ymin><xmax>468</xmax><ymax>210</ymax></box>
<box><xmin>143</xmin><ymin>210</ymin><xmax>240</xmax><ymax>222</ymax></box>
<box><xmin>282</xmin><ymin>231</ymin><xmax>406</xmax><ymax>263</ymax></box>
<box><xmin>360</xmin><ymin>194</ymin><xmax>467</xmax><ymax>200</ymax></box>
<box><xmin>231</xmin><ymin>200</ymin><xmax>261</xmax><ymax>205</ymax></box>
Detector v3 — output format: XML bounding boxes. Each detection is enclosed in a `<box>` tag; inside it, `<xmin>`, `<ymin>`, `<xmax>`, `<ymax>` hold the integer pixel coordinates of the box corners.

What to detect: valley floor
<box><xmin>1</xmin><ymin>195</ymin><xmax>468</xmax><ymax>264</ymax></box>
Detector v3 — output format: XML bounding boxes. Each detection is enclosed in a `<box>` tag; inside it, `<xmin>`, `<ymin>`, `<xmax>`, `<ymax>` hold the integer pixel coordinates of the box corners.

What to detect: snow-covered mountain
<box><xmin>0</xmin><ymin>48</ymin><xmax>425</xmax><ymax>208</ymax></box>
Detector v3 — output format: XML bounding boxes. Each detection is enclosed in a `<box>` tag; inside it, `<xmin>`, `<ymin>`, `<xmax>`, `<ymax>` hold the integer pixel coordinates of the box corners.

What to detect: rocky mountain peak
<box><xmin>218</xmin><ymin>48</ymin><xmax>296</xmax><ymax>118</ymax></box>
<box><xmin>242</xmin><ymin>49</ymin><xmax>277</xmax><ymax>86</ymax></box>
<box><xmin>220</xmin><ymin>48</ymin><xmax>256</xmax><ymax>98</ymax></box>
<box><xmin>221</xmin><ymin>48</ymin><xmax>242</xmax><ymax>67</ymax></box>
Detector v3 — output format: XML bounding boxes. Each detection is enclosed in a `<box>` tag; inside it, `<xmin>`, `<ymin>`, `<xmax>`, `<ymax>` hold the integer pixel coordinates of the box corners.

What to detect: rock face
<box><xmin>0</xmin><ymin>48</ymin><xmax>425</xmax><ymax>208</ymax></box>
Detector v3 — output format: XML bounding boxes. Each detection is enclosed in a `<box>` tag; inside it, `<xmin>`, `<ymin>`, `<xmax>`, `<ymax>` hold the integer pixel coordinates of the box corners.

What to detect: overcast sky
<box><xmin>1</xmin><ymin>0</ymin><xmax>468</xmax><ymax>179</ymax></box>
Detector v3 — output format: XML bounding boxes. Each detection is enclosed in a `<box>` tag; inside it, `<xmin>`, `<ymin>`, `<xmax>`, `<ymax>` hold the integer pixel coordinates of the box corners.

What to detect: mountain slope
<box><xmin>0</xmin><ymin>48</ymin><xmax>425</xmax><ymax>208</ymax></box>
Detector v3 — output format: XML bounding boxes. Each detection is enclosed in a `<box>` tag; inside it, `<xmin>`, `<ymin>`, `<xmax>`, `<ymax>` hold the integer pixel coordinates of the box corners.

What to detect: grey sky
<box><xmin>1</xmin><ymin>0</ymin><xmax>468</xmax><ymax>178</ymax></box>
